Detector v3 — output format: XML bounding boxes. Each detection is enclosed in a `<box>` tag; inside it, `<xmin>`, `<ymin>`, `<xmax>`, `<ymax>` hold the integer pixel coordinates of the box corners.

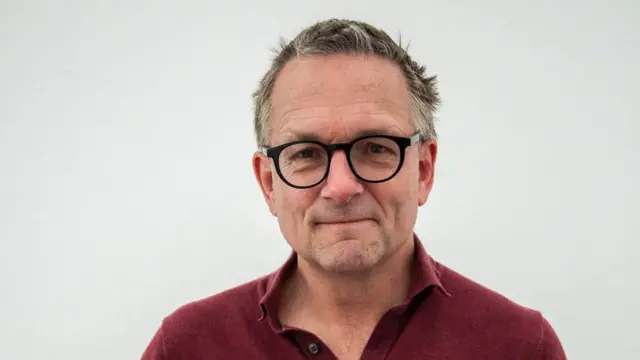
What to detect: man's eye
<box><xmin>368</xmin><ymin>143</ymin><xmax>387</xmax><ymax>154</ymax></box>
<box><xmin>295</xmin><ymin>148</ymin><xmax>316</xmax><ymax>159</ymax></box>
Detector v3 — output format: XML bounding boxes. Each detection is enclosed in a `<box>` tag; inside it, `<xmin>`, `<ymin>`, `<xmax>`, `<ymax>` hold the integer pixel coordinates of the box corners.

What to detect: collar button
<box><xmin>308</xmin><ymin>342</ymin><xmax>320</xmax><ymax>355</ymax></box>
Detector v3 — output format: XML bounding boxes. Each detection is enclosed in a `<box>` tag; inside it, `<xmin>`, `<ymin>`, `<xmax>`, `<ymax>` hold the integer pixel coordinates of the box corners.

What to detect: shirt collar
<box><xmin>257</xmin><ymin>233</ymin><xmax>450</xmax><ymax>327</ymax></box>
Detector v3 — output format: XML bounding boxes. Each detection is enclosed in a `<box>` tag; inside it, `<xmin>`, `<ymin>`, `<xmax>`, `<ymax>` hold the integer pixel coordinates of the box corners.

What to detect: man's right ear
<box><xmin>252</xmin><ymin>152</ymin><xmax>277</xmax><ymax>216</ymax></box>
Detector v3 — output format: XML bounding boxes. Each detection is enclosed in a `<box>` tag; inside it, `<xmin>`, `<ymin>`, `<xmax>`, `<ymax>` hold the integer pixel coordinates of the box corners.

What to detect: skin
<box><xmin>252</xmin><ymin>53</ymin><xmax>437</xmax><ymax>359</ymax></box>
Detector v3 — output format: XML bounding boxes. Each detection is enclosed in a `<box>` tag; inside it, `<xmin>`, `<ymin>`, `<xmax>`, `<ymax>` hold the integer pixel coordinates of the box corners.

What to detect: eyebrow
<box><xmin>280</xmin><ymin>126</ymin><xmax>407</xmax><ymax>143</ymax></box>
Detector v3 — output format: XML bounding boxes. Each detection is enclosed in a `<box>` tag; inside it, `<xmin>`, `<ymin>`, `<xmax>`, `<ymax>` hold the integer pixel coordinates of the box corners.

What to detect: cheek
<box><xmin>274</xmin><ymin>184</ymin><xmax>317</xmax><ymax>223</ymax></box>
<box><xmin>373</xmin><ymin>170</ymin><xmax>419</xmax><ymax>225</ymax></box>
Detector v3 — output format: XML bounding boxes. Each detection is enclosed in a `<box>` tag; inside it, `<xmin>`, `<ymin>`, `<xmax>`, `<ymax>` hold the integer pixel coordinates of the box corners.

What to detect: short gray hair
<box><xmin>252</xmin><ymin>18</ymin><xmax>440</xmax><ymax>147</ymax></box>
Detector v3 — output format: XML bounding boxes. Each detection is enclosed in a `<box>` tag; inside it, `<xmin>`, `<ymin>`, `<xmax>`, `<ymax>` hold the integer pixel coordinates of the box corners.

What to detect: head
<box><xmin>252</xmin><ymin>19</ymin><xmax>440</xmax><ymax>274</ymax></box>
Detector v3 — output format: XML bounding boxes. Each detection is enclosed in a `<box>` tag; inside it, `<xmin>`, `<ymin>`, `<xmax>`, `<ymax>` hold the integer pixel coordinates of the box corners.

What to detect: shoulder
<box><xmin>439</xmin><ymin>263</ymin><xmax>540</xmax><ymax>325</ymax></box>
<box><xmin>141</xmin><ymin>274</ymin><xmax>274</xmax><ymax>359</ymax></box>
<box><xmin>158</xmin><ymin>274</ymin><xmax>271</xmax><ymax>348</ymax></box>
<box><xmin>435</xmin><ymin>263</ymin><xmax>566</xmax><ymax>358</ymax></box>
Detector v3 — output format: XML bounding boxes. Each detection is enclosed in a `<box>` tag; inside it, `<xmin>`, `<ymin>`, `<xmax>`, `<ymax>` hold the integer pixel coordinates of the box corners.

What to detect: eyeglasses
<box><xmin>261</xmin><ymin>133</ymin><xmax>422</xmax><ymax>189</ymax></box>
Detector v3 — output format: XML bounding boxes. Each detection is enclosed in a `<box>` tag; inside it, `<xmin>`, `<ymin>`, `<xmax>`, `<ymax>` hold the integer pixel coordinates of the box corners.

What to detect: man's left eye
<box><xmin>369</xmin><ymin>144</ymin><xmax>386</xmax><ymax>153</ymax></box>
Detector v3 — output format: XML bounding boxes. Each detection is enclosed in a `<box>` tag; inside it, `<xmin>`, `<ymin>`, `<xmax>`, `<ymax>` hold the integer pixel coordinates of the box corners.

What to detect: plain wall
<box><xmin>1</xmin><ymin>0</ymin><xmax>638</xmax><ymax>359</ymax></box>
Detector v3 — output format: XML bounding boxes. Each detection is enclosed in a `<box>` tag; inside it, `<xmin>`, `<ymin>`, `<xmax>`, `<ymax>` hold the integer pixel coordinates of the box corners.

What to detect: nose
<box><xmin>320</xmin><ymin>151</ymin><xmax>364</xmax><ymax>204</ymax></box>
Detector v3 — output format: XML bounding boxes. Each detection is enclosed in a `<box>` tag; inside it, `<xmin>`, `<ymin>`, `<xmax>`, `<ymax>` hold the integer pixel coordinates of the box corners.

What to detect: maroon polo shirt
<box><xmin>141</xmin><ymin>237</ymin><xmax>566</xmax><ymax>359</ymax></box>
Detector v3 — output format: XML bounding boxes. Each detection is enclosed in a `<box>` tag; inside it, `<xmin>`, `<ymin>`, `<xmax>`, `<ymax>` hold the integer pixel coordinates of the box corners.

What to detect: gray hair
<box><xmin>252</xmin><ymin>18</ymin><xmax>440</xmax><ymax>147</ymax></box>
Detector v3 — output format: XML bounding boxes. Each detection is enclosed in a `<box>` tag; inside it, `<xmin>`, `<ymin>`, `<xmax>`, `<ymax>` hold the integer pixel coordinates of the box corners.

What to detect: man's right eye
<box><xmin>294</xmin><ymin>148</ymin><xmax>316</xmax><ymax>159</ymax></box>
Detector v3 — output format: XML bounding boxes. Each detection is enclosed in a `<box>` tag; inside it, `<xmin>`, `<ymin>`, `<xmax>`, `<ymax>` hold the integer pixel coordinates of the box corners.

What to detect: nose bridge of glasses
<box><xmin>326</xmin><ymin>144</ymin><xmax>356</xmax><ymax>178</ymax></box>
<box><xmin>325</xmin><ymin>142</ymin><xmax>352</xmax><ymax>157</ymax></box>
<box><xmin>325</xmin><ymin>141</ymin><xmax>358</xmax><ymax>171</ymax></box>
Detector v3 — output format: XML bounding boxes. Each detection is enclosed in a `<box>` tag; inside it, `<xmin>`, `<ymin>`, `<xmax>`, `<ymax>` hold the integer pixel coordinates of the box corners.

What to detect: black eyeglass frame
<box><xmin>260</xmin><ymin>133</ymin><xmax>423</xmax><ymax>189</ymax></box>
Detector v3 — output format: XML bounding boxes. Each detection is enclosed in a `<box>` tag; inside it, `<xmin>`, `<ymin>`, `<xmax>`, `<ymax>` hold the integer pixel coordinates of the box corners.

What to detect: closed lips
<box><xmin>316</xmin><ymin>218</ymin><xmax>371</xmax><ymax>224</ymax></box>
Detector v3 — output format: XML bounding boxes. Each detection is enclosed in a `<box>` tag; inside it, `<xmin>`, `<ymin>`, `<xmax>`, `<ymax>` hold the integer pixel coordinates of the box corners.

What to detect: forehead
<box><xmin>270</xmin><ymin>54</ymin><xmax>413</xmax><ymax>144</ymax></box>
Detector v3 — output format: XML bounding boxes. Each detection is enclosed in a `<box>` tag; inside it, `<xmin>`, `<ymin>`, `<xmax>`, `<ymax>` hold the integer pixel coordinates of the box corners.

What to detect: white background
<box><xmin>1</xmin><ymin>0</ymin><xmax>638</xmax><ymax>359</ymax></box>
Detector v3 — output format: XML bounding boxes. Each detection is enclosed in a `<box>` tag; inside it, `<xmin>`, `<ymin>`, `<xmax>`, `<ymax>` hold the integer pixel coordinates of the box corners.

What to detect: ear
<box><xmin>417</xmin><ymin>141</ymin><xmax>437</xmax><ymax>206</ymax></box>
<box><xmin>252</xmin><ymin>151</ymin><xmax>278</xmax><ymax>216</ymax></box>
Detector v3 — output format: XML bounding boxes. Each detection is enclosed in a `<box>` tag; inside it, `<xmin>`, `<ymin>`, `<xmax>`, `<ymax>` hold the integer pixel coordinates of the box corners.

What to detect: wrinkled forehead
<box><xmin>269</xmin><ymin>54</ymin><xmax>413</xmax><ymax>145</ymax></box>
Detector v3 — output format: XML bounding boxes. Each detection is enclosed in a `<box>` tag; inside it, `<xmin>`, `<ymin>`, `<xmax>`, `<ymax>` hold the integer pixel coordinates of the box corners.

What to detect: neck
<box><xmin>285</xmin><ymin>238</ymin><xmax>415</xmax><ymax>324</ymax></box>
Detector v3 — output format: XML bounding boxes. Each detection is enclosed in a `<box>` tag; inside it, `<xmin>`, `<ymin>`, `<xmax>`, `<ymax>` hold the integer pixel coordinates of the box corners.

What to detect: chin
<box><xmin>312</xmin><ymin>233</ymin><xmax>386</xmax><ymax>273</ymax></box>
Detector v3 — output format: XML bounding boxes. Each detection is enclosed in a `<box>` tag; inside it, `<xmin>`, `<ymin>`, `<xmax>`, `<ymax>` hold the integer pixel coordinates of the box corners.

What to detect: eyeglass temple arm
<box><xmin>410</xmin><ymin>133</ymin><xmax>422</xmax><ymax>144</ymax></box>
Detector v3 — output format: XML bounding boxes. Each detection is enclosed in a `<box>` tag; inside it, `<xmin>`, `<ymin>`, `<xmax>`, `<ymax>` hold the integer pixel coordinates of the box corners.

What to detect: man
<box><xmin>142</xmin><ymin>19</ymin><xmax>566</xmax><ymax>359</ymax></box>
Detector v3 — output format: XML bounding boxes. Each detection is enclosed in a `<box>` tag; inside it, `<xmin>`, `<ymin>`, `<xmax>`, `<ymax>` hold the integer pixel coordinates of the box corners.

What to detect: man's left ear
<box><xmin>418</xmin><ymin>141</ymin><xmax>437</xmax><ymax>206</ymax></box>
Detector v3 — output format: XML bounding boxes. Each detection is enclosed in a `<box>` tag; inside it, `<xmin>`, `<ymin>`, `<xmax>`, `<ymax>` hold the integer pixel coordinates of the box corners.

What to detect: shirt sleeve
<box><xmin>140</xmin><ymin>323</ymin><xmax>167</xmax><ymax>360</ymax></box>
<box><xmin>537</xmin><ymin>314</ymin><xmax>567</xmax><ymax>360</ymax></box>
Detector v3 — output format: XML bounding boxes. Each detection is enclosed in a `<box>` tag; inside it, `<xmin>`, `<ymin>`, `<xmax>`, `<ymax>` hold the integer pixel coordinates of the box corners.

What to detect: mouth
<box><xmin>315</xmin><ymin>219</ymin><xmax>372</xmax><ymax>226</ymax></box>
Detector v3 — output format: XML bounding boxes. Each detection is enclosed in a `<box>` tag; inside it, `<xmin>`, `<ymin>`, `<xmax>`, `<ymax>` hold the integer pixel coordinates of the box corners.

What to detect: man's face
<box><xmin>253</xmin><ymin>54</ymin><xmax>437</xmax><ymax>273</ymax></box>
